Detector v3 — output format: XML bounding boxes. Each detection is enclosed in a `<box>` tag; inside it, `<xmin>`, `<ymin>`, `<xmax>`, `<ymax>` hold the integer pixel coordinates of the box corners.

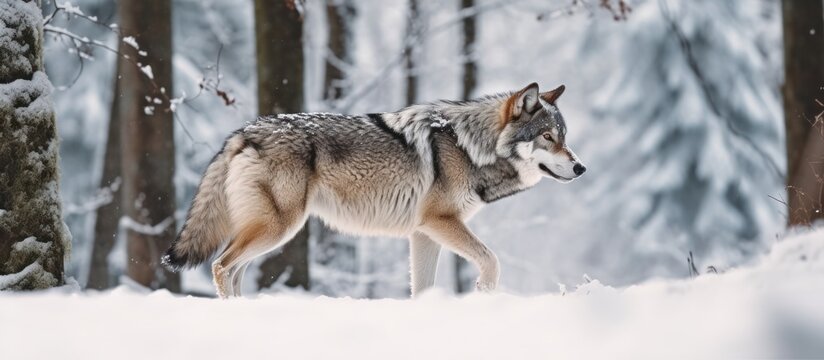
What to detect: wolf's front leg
<box><xmin>409</xmin><ymin>232</ymin><xmax>441</xmax><ymax>297</ymax></box>
<box><xmin>419</xmin><ymin>216</ymin><xmax>500</xmax><ymax>292</ymax></box>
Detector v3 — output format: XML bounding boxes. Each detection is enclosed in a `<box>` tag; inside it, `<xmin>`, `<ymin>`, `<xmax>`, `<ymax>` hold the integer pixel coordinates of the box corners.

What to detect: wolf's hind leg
<box><xmin>212</xmin><ymin>260</ymin><xmax>233</xmax><ymax>299</ymax></box>
<box><xmin>409</xmin><ymin>232</ymin><xmax>441</xmax><ymax>297</ymax></box>
<box><xmin>213</xmin><ymin>216</ymin><xmax>306</xmax><ymax>298</ymax></box>
<box><xmin>212</xmin><ymin>178</ymin><xmax>308</xmax><ymax>298</ymax></box>
<box><xmin>419</xmin><ymin>216</ymin><xmax>500</xmax><ymax>292</ymax></box>
<box><xmin>229</xmin><ymin>262</ymin><xmax>250</xmax><ymax>297</ymax></box>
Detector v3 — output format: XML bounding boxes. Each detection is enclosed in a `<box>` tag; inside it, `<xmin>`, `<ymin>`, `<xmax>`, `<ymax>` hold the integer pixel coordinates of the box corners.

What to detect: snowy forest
<box><xmin>1</xmin><ymin>0</ymin><xmax>823</xmax><ymax>358</ymax></box>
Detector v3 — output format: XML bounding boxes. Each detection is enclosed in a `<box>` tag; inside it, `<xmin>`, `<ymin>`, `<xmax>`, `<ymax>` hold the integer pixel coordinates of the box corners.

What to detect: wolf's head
<box><xmin>497</xmin><ymin>83</ymin><xmax>586</xmax><ymax>183</ymax></box>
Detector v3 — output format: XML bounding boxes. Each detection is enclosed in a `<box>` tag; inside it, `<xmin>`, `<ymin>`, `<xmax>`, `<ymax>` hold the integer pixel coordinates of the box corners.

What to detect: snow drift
<box><xmin>1</xmin><ymin>228</ymin><xmax>822</xmax><ymax>359</ymax></box>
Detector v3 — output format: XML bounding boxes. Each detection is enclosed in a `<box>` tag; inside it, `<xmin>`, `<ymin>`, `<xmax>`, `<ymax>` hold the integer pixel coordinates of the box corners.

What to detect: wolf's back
<box><xmin>162</xmin><ymin>134</ymin><xmax>244</xmax><ymax>271</ymax></box>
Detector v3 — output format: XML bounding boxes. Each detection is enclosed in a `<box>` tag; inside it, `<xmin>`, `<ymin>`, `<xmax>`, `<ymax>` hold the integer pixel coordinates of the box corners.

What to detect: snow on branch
<box><xmin>42</xmin><ymin>1</ymin><xmax>231</xmax><ymax>151</ymax></box>
<box><xmin>44</xmin><ymin>4</ymin><xmax>235</xmax><ymax>108</ymax></box>
<box><xmin>119</xmin><ymin>216</ymin><xmax>174</xmax><ymax>236</ymax></box>
<box><xmin>63</xmin><ymin>177</ymin><xmax>121</xmax><ymax>215</ymax></box>
<box><xmin>139</xmin><ymin>64</ymin><xmax>154</xmax><ymax>79</ymax></box>
<box><xmin>44</xmin><ymin>1</ymin><xmax>99</xmax><ymax>25</ymax></box>
<box><xmin>122</xmin><ymin>36</ymin><xmax>139</xmax><ymax>50</ymax></box>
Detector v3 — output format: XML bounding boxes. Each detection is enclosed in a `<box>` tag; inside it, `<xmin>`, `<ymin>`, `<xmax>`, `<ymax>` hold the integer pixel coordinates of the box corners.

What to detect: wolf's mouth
<box><xmin>539</xmin><ymin>164</ymin><xmax>572</xmax><ymax>181</ymax></box>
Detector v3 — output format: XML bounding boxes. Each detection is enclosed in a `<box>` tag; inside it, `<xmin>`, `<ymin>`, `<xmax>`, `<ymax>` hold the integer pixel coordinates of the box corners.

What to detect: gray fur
<box><xmin>163</xmin><ymin>84</ymin><xmax>586</xmax><ymax>298</ymax></box>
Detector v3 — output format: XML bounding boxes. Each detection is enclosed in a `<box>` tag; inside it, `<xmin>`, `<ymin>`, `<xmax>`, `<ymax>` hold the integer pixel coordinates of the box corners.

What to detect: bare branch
<box><xmin>43</xmin><ymin>4</ymin><xmax>233</xmax><ymax>152</ymax></box>
<box><xmin>536</xmin><ymin>0</ymin><xmax>632</xmax><ymax>21</ymax></box>
<box><xmin>333</xmin><ymin>0</ymin><xmax>522</xmax><ymax>112</ymax></box>
<box><xmin>598</xmin><ymin>0</ymin><xmax>631</xmax><ymax>21</ymax></box>
<box><xmin>64</xmin><ymin>178</ymin><xmax>121</xmax><ymax>215</ymax></box>
<box><xmin>45</xmin><ymin>1</ymin><xmax>121</xmax><ymax>35</ymax></box>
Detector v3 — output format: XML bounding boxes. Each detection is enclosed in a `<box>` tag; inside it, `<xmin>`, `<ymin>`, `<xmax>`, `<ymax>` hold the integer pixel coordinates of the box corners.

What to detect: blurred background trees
<box><xmin>5</xmin><ymin>0</ymin><xmax>817</xmax><ymax>295</ymax></box>
<box><xmin>576</xmin><ymin>0</ymin><xmax>784</xmax><ymax>275</ymax></box>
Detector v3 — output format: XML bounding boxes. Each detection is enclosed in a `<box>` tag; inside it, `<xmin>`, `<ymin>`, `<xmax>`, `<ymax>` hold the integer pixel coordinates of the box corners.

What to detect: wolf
<box><xmin>162</xmin><ymin>83</ymin><xmax>586</xmax><ymax>298</ymax></box>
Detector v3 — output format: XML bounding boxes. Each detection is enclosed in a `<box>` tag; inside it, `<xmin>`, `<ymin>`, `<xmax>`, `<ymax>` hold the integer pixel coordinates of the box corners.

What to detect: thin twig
<box><xmin>768</xmin><ymin>194</ymin><xmax>789</xmax><ymax>208</ymax></box>
<box><xmin>51</xmin><ymin>32</ymin><xmax>86</xmax><ymax>89</ymax></box>
<box><xmin>536</xmin><ymin>0</ymin><xmax>631</xmax><ymax>22</ymax></box>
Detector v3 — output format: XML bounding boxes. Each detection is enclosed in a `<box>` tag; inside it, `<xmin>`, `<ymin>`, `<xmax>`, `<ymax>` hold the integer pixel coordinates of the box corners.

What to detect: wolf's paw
<box><xmin>475</xmin><ymin>279</ymin><xmax>497</xmax><ymax>292</ymax></box>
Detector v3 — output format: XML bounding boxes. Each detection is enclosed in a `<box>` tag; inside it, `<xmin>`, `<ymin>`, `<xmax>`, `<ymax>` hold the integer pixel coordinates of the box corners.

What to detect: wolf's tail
<box><xmin>162</xmin><ymin>134</ymin><xmax>245</xmax><ymax>271</ymax></box>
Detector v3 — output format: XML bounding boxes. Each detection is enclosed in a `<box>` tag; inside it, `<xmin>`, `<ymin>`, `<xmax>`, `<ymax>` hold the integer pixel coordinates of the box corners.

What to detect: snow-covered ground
<box><xmin>1</xmin><ymin>228</ymin><xmax>822</xmax><ymax>359</ymax></box>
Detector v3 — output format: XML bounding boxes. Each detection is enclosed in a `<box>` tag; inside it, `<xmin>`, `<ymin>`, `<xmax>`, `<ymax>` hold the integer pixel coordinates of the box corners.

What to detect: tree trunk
<box><xmin>460</xmin><ymin>0</ymin><xmax>477</xmax><ymax>101</ymax></box>
<box><xmin>454</xmin><ymin>0</ymin><xmax>477</xmax><ymax>294</ymax></box>
<box><xmin>316</xmin><ymin>0</ymin><xmax>357</xmax><ymax>274</ymax></box>
<box><xmin>0</xmin><ymin>0</ymin><xmax>68</xmax><ymax>290</ymax></box>
<box><xmin>118</xmin><ymin>0</ymin><xmax>180</xmax><ymax>292</ymax></box>
<box><xmin>404</xmin><ymin>0</ymin><xmax>420</xmax><ymax>106</ymax></box>
<box><xmin>254</xmin><ymin>0</ymin><xmax>310</xmax><ymax>291</ymax></box>
<box><xmin>324</xmin><ymin>0</ymin><xmax>355</xmax><ymax>102</ymax></box>
<box><xmin>791</xmin><ymin>123</ymin><xmax>824</xmax><ymax>225</ymax></box>
<box><xmin>782</xmin><ymin>0</ymin><xmax>824</xmax><ymax>226</ymax></box>
<box><xmin>86</xmin><ymin>61</ymin><xmax>123</xmax><ymax>290</ymax></box>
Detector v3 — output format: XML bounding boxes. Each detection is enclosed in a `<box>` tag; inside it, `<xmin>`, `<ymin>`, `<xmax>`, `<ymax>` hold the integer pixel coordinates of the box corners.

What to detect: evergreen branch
<box><xmin>659</xmin><ymin>0</ymin><xmax>783</xmax><ymax>180</ymax></box>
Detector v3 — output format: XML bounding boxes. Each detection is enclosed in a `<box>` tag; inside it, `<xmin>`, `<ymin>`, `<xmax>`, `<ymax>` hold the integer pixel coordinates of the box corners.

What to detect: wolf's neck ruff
<box><xmin>386</xmin><ymin>94</ymin><xmax>511</xmax><ymax>167</ymax></box>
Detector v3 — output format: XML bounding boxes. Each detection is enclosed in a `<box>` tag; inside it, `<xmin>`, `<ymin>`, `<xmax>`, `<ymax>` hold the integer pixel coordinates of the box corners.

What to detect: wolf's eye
<box><xmin>542</xmin><ymin>133</ymin><xmax>554</xmax><ymax>142</ymax></box>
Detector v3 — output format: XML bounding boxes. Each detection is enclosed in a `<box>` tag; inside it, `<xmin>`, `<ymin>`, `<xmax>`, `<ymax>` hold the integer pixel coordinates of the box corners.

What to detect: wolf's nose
<box><xmin>573</xmin><ymin>163</ymin><xmax>586</xmax><ymax>176</ymax></box>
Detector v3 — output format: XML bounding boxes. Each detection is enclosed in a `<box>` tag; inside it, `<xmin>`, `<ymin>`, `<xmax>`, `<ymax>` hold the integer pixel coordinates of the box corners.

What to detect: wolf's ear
<box><xmin>512</xmin><ymin>82</ymin><xmax>540</xmax><ymax>118</ymax></box>
<box><xmin>540</xmin><ymin>84</ymin><xmax>565</xmax><ymax>105</ymax></box>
